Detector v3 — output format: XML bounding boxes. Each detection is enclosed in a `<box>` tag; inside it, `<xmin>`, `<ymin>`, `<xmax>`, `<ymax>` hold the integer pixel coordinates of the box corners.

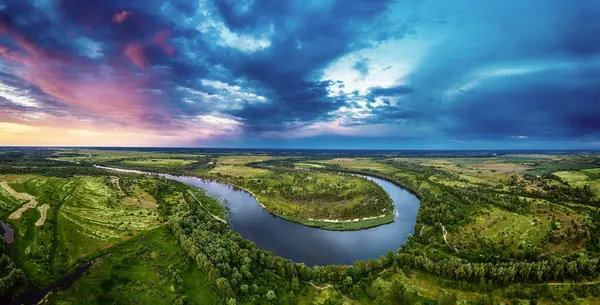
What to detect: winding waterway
<box><xmin>98</xmin><ymin>166</ymin><xmax>420</xmax><ymax>266</ymax></box>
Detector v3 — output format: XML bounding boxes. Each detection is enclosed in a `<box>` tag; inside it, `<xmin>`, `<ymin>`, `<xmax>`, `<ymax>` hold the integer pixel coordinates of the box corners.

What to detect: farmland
<box><xmin>2</xmin><ymin>148</ymin><xmax>600</xmax><ymax>304</ymax></box>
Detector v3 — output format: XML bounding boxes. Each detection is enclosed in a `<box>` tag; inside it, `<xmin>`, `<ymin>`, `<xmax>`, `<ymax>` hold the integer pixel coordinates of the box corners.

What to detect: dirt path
<box><xmin>441</xmin><ymin>223</ymin><xmax>449</xmax><ymax>246</ymax></box>
<box><xmin>440</xmin><ymin>223</ymin><xmax>459</xmax><ymax>253</ymax></box>
<box><xmin>35</xmin><ymin>204</ymin><xmax>50</xmax><ymax>226</ymax></box>
<box><xmin>419</xmin><ymin>225</ymin><xmax>426</xmax><ymax>236</ymax></box>
<box><xmin>110</xmin><ymin>176</ymin><xmax>125</xmax><ymax>196</ymax></box>
<box><xmin>187</xmin><ymin>191</ymin><xmax>227</xmax><ymax>224</ymax></box>
<box><xmin>2</xmin><ymin>181</ymin><xmax>38</xmax><ymax>219</ymax></box>
<box><xmin>305</xmin><ymin>281</ymin><xmax>333</xmax><ymax>290</ymax></box>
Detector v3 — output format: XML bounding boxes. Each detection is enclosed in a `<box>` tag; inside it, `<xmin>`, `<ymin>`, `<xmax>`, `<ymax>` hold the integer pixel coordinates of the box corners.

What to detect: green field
<box><xmin>3</xmin><ymin>149</ymin><xmax>600</xmax><ymax>304</ymax></box>
<box><xmin>122</xmin><ymin>158</ymin><xmax>195</xmax><ymax>167</ymax></box>
<box><xmin>48</xmin><ymin>227</ymin><xmax>217</xmax><ymax>305</ymax></box>
<box><xmin>1</xmin><ymin>174</ymin><xmax>173</xmax><ymax>284</ymax></box>
<box><xmin>209</xmin><ymin>164</ymin><xmax>272</xmax><ymax>177</ymax></box>
<box><xmin>205</xmin><ymin>166</ymin><xmax>395</xmax><ymax>230</ymax></box>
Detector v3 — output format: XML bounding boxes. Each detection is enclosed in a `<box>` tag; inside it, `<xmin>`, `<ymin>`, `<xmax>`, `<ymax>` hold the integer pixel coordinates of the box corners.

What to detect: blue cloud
<box><xmin>0</xmin><ymin>0</ymin><xmax>600</xmax><ymax>148</ymax></box>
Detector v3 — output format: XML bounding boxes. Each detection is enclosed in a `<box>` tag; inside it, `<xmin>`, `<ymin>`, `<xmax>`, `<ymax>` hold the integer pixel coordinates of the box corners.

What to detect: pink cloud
<box><xmin>152</xmin><ymin>29</ymin><xmax>175</xmax><ymax>56</ymax></box>
<box><xmin>0</xmin><ymin>22</ymin><xmax>166</xmax><ymax>129</ymax></box>
<box><xmin>0</xmin><ymin>19</ymin><xmax>243</xmax><ymax>146</ymax></box>
<box><xmin>112</xmin><ymin>10</ymin><xmax>132</xmax><ymax>24</ymax></box>
<box><xmin>0</xmin><ymin>20</ymin><xmax>41</xmax><ymax>57</ymax></box>
<box><xmin>124</xmin><ymin>43</ymin><xmax>149</xmax><ymax>68</ymax></box>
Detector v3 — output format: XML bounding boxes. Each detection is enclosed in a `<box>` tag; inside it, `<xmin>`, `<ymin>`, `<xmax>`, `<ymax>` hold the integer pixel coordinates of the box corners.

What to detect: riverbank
<box><xmin>229</xmin><ymin>183</ymin><xmax>395</xmax><ymax>231</ymax></box>
<box><xmin>97</xmin><ymin>165</ymin><xmax>398</xmax><ymax>231</ymax></box>
<box><xmin>96</xmin><ymin>163</ymin><xmax>420</xmax><ymax>266</ymax></box>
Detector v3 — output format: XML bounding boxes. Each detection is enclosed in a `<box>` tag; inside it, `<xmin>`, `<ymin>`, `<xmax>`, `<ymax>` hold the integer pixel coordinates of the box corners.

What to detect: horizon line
<box><xmin>1</xmin><ymin>145</ymin><xmax>599</xmax><ymax>152</ymax></box>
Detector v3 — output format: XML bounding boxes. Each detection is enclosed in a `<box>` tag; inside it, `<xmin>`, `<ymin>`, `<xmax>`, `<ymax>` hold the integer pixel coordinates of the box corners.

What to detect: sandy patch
<box><xmin>2</xmin><ymin>181</ymin><xmax>38</xmax><ymax>220</ymax></box>
<box><xmin>9</xmin><ymin>201</ymin><xmax>37</xmax><ymax>219</ymax></box>
<box><xmin>307</xmin><ymin>213</ymin><xmax>389</xmax><ymax>223</ymax></box>
<box><xmin>35</xmin><ymin>204</ymin><xmax>50</xmax><ymax>226</ymax></box>
<box><xmin>1</xmin><ymin>181</ymin><xmax>35</xmax><ymax>201</ymax></box>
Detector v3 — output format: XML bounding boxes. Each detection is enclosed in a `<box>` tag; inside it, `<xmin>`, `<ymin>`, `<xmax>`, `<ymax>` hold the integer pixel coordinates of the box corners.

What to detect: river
<box><xmin>99</xmin><ymin>166</ymin><xmax>420</xmax><ymax>266</ymax></box>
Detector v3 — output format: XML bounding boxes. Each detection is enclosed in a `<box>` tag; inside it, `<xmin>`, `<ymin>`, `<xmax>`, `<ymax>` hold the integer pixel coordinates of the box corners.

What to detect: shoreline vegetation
<box><xmin>204</xmin><ymin>165</ymin><xmax>396</xmax><ymax>231</ymax></box>
<box><xmin>97</xmin><ymin>165</ymin><xmax>398</xmax><ymax>231</ymax></box>
<box><xmin>4</xmin><ymin>148</ymin><xmax>600</xmax><ymax>304</ymax></box>
<box><xmin>232</xmin><ymin>184</ymin><xmax>396</xmax><ymax>231</ymax></box>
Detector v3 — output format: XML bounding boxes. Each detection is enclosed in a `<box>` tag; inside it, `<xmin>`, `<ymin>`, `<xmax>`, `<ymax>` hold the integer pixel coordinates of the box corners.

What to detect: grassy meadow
<box><xmin>0</xmin><ymin>174</ymin><xmax>173</xmax><ymax>285</ymax></box>
<box><xmin>48</xmin><ymin>227</ymin><xmax>217</xmax><ymax>305</ymax></box>
<box><xmin>205</xmin><ymin>163</ymin><xmax>395</xmax><ymax>230</ymax></box>
<box><xmin>3</xmin><ymin>149</ymin><xmax>600</xmax><ymax>304</ymax></box>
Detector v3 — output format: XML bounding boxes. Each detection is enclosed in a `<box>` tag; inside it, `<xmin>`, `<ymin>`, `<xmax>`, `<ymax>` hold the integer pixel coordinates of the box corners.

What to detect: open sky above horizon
<box><xmin>0</xmin><ymin>0</ymin><xmax>599</xmax><ymax>149</ymax></box>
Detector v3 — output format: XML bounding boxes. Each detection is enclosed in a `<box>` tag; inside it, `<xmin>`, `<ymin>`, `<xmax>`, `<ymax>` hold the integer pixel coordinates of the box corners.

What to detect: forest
<box><xmin>1</xmin><ymin>148</ymin><xmax>600</xmax><ymax>304</ymax></box>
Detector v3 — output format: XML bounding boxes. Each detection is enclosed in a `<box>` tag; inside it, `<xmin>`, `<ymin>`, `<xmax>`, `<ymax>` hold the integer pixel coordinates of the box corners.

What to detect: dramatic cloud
<box><xmin>112</xmin><ymin>10</ymin><xmax>132</xmax><ymax>24</ymax></box>
<box><xmin>0</xmin><ymin>0</ymin><xmax>599</xmax><ymax>148</ymax></box>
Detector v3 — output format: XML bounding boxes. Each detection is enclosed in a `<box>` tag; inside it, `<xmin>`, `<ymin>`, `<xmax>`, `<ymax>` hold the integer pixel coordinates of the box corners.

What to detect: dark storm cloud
<box><xmin>369</xmin><ymin>85</ymin><xmax>414</xmax><ymax>97</ymax></box>
<box><xmin>443</xmin><ymin>73</ymin><xmax>600</xmax><ymax>139</ymax></box>
<box><xmin>1</xmin><ymin>0</ymin><xmax>600</xmax><ymax>147</ymax></box>
<box><xmin>202</xmin><ymin>0</ymin><xmax>394</xmax><ymax>129</ymax></box>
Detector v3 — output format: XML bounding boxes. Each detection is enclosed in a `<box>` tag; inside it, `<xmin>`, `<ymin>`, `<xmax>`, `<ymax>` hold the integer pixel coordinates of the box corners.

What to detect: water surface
<box><xmin>1</xmin><ymin>220</ymin><xmax>13</xmax><ymax>243</ymax></box>
<box><xmin>99</xmin><ymin>166</ymin><xmax>420</xmax><ymax>266</ymax></box>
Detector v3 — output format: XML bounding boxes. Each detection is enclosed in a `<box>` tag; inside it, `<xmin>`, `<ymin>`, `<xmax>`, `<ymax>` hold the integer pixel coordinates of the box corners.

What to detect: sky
<box><xmin>0</xmin><ymin>0</ymin><xmax>599</xmax><ymax>149</ymax></box>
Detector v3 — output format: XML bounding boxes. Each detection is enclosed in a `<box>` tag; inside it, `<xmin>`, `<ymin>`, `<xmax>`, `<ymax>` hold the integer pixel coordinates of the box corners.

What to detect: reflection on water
<box><xmin>1</xmin><ymin>220</ymin><xmax>14</xmax><ymax>244</ymax></box>
<box><xmin>98</xmin><ymin>166</ymin><xmax>420</xmax><ymax>266</ymax></box>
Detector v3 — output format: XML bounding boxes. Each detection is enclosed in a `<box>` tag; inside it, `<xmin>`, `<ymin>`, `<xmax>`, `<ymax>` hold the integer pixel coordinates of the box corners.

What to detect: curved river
<box><xmin>99</xmin><ymin>167</ymin><xmax>420</xmax><ymax>266</ymax></box>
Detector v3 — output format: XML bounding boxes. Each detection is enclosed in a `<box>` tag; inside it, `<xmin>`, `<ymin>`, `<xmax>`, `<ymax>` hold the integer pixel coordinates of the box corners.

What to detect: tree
<box><xmin>216</xmin><ymin>277</ymin><xmax>233</xmax><ymax>298</ymax></box>
<box><xmin>291</xmin><ymin>277</ymin><xmax>300</xmax><ymax>292</ymax></box>
<box><xmin>343</xmin><ymin>276</ymin><xmax>353</xmax><ymax>287</ymax></box>
<box><xmin>266</xmin><ymin>290</ymin><xmax>277</xmax><ymax>302</ymax></box>
<box><xmin>391</xmin><ymin>279</ymin><xmax>417</xmax><ymax>305</ymax></box>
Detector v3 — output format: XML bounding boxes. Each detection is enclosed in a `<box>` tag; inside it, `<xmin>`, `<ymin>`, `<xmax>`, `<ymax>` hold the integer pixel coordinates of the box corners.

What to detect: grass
<box><xmin>244</xmin><ymin>172</ymin><xmax>394</xmax><ymax>226</ymax></box>
<box><xmin>2</xmin><ymin>175</ymin><xmax>165</xmax><ymax>284</ymax></box>
<box><xmin>48</xmin><ymin>227</ymin><xmax>218</xmax><ymax>305</ymax></box>
<box><xmin>52</xmin><ymin>149</ymin><xmax>201</xmax><ymax>164</ymax></box>
<box><xmin>0</xmin><ymin>182</ymin><xmax>23</xmax><ymax>217</ymax></box>
<box><xmin>451</xmin><ymin>201</ymin><xmax>587</xmax><ymax>258</ymax></box>
<box><xmin>122</xmin><ymin>159</ymin><xmax>195</xmax><ymax>168</ymax></box>
<box><xmin>275</xmin><ymin>212</ymin><xmax>394</xmax><ymax>231</ymax></box>
<box><xmin>216</xmin><ymin>155</ymin><xmax>279</xmax><ymax>165</ymax></box>
<box><xmin>209</xmin><ymin>164</ymin><xmax>272</xmax><ymax>177</ymax></box>
<box><xmin>314</xmin><ymin>158</ymin><xmax>397</xmax><ymax>174</ymax></box>
<box><xmin>457</xmin><ymin>207</ymin><xmax>550</xmax><ymax>249</ymax></box>
<box><xmin>203</xmin><ymin>162</ymin><xmax>395</xmax><ymax>230</ymax></box>
<box><xmin>582</xmin><ymin>168</ymin><xmax>600</xmax><ymax>176</ymax></box>
<box><xmin>554</xmin><ymin>170</ymin><xmax>600</xmax><ymax>198</ymax></box>
<box><xmin>526</xmin><ymin>162</ymin><xmax>600</xmax><ymax>175</ymax></box>
<box><xmin>295</xmin><ymin>162</ymin><xmax>325</xmax><ymax>169</ymax></box>
<box><xmin>554</xmin><ymin>171</ymin><xmax>591</xmax><ymax>183</ymax></box>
